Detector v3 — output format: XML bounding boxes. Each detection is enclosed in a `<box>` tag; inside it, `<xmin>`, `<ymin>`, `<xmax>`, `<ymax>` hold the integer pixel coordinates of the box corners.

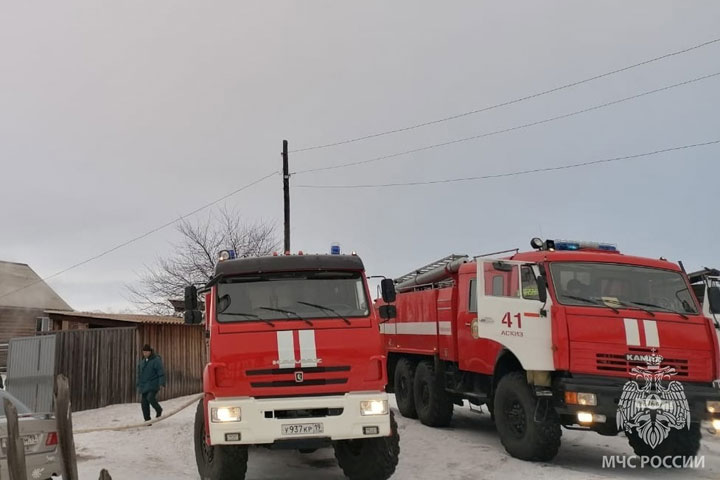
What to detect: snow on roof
<box><xmin>0</xmin><ymin>260</ymin><xmax>72</xmax><ymax>311</ymax></box>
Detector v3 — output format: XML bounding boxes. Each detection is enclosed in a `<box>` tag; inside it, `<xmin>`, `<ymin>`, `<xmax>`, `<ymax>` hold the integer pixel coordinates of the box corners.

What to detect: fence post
<box><xmin>55</xmin><ymin>374</ymin><xmax>79</xmax><ymax>480</ymax></box>
<box><xmin>3</xmin><ymin>399</ymin><xmax>27</xmax><ymax>480</ymax></box>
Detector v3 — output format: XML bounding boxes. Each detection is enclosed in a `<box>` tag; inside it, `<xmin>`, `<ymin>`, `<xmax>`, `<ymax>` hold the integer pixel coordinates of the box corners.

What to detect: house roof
<box><xmin>45</xmin><ymin>310</ymin><xmax>185</xmax><ymax>325</ymax></box>
<box><xmin>0</xmin><ymin>261</ymin><xmax>72</xmax><ymax>310</ymax></box>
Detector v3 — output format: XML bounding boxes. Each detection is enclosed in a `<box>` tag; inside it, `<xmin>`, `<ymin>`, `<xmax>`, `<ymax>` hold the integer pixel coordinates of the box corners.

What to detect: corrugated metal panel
<box><xmin>6</xmin><ymin>335</ymin><xmax>56</xmax><ymax>413</ymax></box>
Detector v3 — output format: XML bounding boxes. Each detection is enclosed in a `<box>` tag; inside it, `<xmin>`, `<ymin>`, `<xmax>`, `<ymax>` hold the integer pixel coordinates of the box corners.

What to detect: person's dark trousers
<box><xmin>141</xmin><ymin>390</ymin><xmax>162</xmax><ymax>421</ymax></box>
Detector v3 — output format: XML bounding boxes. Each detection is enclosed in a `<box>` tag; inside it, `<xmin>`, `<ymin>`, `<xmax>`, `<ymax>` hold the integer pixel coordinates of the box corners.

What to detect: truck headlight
<box><xmin>707</xmin><ymin>401</ymin><xmax>720</xmax><ymax>413</ymax></box>
<box><xmin>211</xmin><ymin>407</ymin><xmax>241</xmax><ymax>423</ymax></box>
<box><xmin>577</xmin><ymin>412</ymin><xmax>593</xmax><ymax>424</ymax></box>
<box><xmin>564</xmin><ymin>392</ymin><xmax>597</xmax><ymax>406</ymax></box>
<box><xmin>577</xmin><ymin>412</ymin><xmax>606</xmax><ymax>424</ymax></box>
<box><xmin>360</xmin><ymin>400</ymin><xmax>388</xmax><ymax>416</ymax></box>
<box><xmin>713</xmin><ymin>419</ymin><xmax>720</xmax><ymax>431</ymax></box>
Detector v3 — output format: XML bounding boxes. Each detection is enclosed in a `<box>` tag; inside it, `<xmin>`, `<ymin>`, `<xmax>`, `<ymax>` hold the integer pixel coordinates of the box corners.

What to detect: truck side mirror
<box><xmin>378</xmin><ymin>305</ymin><xmax>397</xmax><ymax>321</ymax></box>
<box><xmin>184</xmin><ymin>310</ymin><xmax>203</xmax><ymax>325</ymax></box>
<box><xmin>185</xmin><ymin>285</ymin><xmax>198</xmax><ymax>310</ymax></box>
<box><xmin>381</xmin><ymin>278</ymin><xmax>396</xmax><ymax>303</ymax></box>
<box><xmin>536</xmin><ymin>276</ymin><xmax>548</xmax><ymax>304</ymax></box>
<box><xmin>708</xmin><ymin>286</ymin><xmax>720</xmax><ymax>314</ymax></box>
<box><xmin>184</xmin><ymin>285</ymin><xmax>203</xmax><ymax>324</ymax></box>
<box><xmin>492</xmin><ymin>261</ymin><xmax>513</xmax><ymax>272</ymax></box>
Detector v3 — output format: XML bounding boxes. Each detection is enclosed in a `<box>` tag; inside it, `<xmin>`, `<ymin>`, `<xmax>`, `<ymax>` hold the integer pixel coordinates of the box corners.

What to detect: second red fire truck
<box><xmin>378</xmin><ymin>238</ymin><xmax>720</xmax><ymax>461</ymax></box>
<box><xmin>185</xmin><ymin>250</ymin><xmax>400</xmax><ymax>480</ymax></box>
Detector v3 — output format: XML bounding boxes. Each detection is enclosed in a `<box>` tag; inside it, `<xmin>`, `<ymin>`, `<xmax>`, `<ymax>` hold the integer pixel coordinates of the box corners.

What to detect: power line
<box><xmin>293</xmin><ymin>71</ymin><xmax>720</xmax><ymax>175</ymax></box>
<box><xmin>0</xmin><ymin>171</ymin><xmax>279</xmax><ymax>302</ymax></box>
<box><xmin>291</xmin><ymin>36</ymin><xmax>720</xmax><ymax>153</ymax></box>
<box><xmin>295</xmin><ymin>139</ymin><xmax>720</xmax><ymax>189</ymax></box>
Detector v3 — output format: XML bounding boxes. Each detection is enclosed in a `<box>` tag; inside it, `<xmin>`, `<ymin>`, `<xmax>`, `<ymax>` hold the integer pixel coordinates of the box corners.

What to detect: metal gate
<box><xmin>6</xmin><ymin>335</ymin><xmax>56</xmax><ymax>413</ymax></box>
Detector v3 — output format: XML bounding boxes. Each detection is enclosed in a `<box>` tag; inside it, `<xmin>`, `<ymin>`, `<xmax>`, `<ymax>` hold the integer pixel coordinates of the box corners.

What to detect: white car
<box><xmin>0</xmin><ymin>390</ymin><xmax>61</xmax><ymax>480</ymax></box>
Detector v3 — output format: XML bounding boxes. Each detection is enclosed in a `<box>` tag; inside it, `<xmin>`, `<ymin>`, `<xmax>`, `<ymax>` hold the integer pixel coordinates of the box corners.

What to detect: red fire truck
<box><xmin>689</xmin><ymin>268</ymin><xmax>720</xmax><ymax>350</ymax></box>
<box><xmin>184</xmin><ymin>250</ymin><xmax>400</xmax><ymax>480</ymax></box>
<box><xmin>378</xmin><ymin>238</ymin><xmax>720</xmax><ymax>461</ymax></box>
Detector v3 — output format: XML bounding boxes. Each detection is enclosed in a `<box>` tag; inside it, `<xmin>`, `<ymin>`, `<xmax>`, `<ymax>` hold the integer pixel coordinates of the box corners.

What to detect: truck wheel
<box><xmin>333</xmin><ymin>411</ymin><xmax>400</xmax><ymax>480</ymax></box>
<box><xmin>394</xmin><ymin>358</ymin><xmax>418</xmax><ymax>418</ymax></box>
<box><xmin>194</xmin><ymin>400</ymin><xmax>249</xmax><ymax>480</ymax></box>
<box><xmin>413</xmin><ymin>361</ymin><xmax>453</xmax><ymax>427</ymax></box>
<box><xmin>626</xmin><ymin>423</ymin><xmax>701</xmax><ymax>462</ymax></box>
<box><xmin>493</xmin><ymin>372</ymin><xmax>561</xmax><ymax>461</ymax></box>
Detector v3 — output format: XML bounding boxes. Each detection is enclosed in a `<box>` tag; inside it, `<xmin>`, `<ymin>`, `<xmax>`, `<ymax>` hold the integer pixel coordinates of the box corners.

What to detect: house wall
<box><xmin>0</xmin><ymin>306</ymin><xmax>43</xmax><ymax>370</ymax></box>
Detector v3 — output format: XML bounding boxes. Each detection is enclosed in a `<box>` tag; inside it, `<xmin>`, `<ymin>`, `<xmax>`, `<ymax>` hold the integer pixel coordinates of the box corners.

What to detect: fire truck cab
<box><xmin>689</xmin><ymin>268</ymin><xmax>720</xmax><ymax>344</ymax></box>
<box><xmin>379</xmin><ymin>239</ymin><xmax>720</xmax><ymax>462</ymax></box>
<box><xmin>185</xmin><ymin>250</ymin><xmax>400</xmax><ymax>480</ymax></box>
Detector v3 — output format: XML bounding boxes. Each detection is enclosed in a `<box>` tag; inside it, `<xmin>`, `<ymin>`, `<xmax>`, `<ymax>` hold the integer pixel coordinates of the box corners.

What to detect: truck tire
<box><xmin>626</xmin><ymin>423</ymin><xmax>701</xmax><ymax>462</ymax></box>
<box><xmin>493</xmin><ymin>372</ymin><xmax>561</xmax><ymax>461</ymax></box>
<box><xmin>413</xmin><ymin>361</ymin><xmax>453</xmax><ymax>427</ymax></box>
<box><xmin>194</xmin><ymin>400</ymin><xmax>249</xmax><ymax>480</ymax></box>
<box><xmin>394</xmin><ymin>358</ymin><xmax>418</xmax><ymax>418</ymax></box>
<box><xmin>333</xmin><ymin>411</ymin><xmax>400</xmax><ymax>480</ymax></box>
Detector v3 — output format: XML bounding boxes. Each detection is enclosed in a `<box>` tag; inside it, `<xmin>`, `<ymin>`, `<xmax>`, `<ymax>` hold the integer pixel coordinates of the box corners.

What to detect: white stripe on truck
<box><xmin>391</xmin><ymin>322</ymin><xmax>452</xmax><ymax>336</ymax></box>
<box><xmin>623</xmin><ymin>318</ymin><xmax>641</xmax><ymax>346</ymax></box>
<box><xmin>276</xmin><ymin>331</ymin><xmax>295</xmax><ymax>367</ymax></box>
<box><xmin>298</xmin><ymin>329</ymin><xmax>318</xmax><ymax>367</ymax></box>
<box><xmin>643</xmin><ymin>319</ymin><xmax>660</xmax><ymax>347</ymax></box>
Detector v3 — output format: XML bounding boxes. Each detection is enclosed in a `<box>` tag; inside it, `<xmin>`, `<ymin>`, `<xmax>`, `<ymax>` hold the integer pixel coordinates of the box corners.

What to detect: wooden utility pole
<box><xmin>282</xmin><ymin>140</ymin><xmax>290</xmax><ymax>253</ymax></box>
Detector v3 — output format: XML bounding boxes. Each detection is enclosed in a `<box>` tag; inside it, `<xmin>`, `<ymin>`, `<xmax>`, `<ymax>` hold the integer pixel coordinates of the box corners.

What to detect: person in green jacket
<box><xmin>137</xmin><ymin>344</ymin><xmax>166</xmax><ymax>422</ymax></box>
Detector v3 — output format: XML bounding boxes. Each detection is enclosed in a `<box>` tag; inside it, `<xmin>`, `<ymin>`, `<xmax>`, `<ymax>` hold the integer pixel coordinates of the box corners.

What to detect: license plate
<box><xmin>1</xmin><ymin>434</ymin><xmax>39</xmax><ymax>449</ymax></box>
<box><xmin>281</xmin><ymin>423</ymin><xmax>323</xmax><ymax>435</ymax></box>
<box><xmin>22</xmin><ymin>434</ymin><xmax>39</xmax><ymax>447</ymax></box>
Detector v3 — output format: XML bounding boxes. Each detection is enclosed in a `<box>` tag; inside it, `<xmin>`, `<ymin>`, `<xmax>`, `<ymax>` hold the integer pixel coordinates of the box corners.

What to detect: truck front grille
<box><xmin>246</xmin><ymin>366</ymin><xmax>350</xmax><ymax>376</ymax></box>
<box><xmin>250</xmin><ymin>378</ymin><xmax>348</xmax><ymax>388</ymax></box>
<box><xmin>596</xmin><ymin>350</ymin><xmax>689</xmax><ymax>377</ymax></box>
<box><xmin>267</xmin><ymin>408</ymin><xmax>344</xmax><ymax>419</ymax></box>
<box><xmin>247</xmin><ymin>365</ymin><xmax>351</xmax><ymax>388</ymax></box>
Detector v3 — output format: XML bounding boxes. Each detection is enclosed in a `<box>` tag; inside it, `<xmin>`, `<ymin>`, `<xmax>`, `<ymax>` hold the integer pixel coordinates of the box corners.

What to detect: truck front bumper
<box><xmin>553</xmin><ymin>374</ymin><xmax>720</xmax><ymax>427</ymax></box>
<box><xmin>207</xmin><ymin>392</ymin><xmax>391</xmax><ymax>445</ymax></box>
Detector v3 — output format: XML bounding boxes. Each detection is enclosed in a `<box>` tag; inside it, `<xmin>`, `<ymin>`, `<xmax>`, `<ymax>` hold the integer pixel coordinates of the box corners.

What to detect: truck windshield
<box><xmin>216</xmin><ymin>271</ymin><xmax>370</xmax><ymax>323</ymax></box>
<box><xmin>549</xmin><ymin>262</ymin><xmax>698</xmax><ymax>315</ymax></box>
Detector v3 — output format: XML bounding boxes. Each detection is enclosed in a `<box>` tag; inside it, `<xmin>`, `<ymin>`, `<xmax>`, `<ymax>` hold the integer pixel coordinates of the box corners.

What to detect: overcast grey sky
<box><xmin>1</xmin><ymin>1</ymin><xmax>719</xmax><ymax>312</ymax></box>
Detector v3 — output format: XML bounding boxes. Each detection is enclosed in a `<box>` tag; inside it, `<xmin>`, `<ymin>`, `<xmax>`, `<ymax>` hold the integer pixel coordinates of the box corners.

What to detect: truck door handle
<box><xmin>479</xmin><ymin>317</ymin><xmax>494</xmax><ymax>324</ymax></box>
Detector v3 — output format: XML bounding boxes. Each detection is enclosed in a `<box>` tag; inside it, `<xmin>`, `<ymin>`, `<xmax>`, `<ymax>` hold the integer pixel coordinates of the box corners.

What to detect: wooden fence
<box><xmin>137</xmin><ymin>324</ymin><xmax>206</xmax><ymax>402</ymax></box>
<box><xmin>47</xmin><ymin>325</ymin><xmax>204</xmax><ymax>411</ymax></box>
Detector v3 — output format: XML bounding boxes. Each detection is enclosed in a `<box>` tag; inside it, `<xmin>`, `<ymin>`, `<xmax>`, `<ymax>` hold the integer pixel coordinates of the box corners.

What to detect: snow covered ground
<box><xmin>70</xmin><ymin>395</ymin><xmax>720</xmax><ymax>480</ymax></box>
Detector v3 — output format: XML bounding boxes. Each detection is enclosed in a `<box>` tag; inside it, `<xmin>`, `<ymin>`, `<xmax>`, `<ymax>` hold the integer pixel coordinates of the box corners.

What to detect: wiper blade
<box><xmin>219</xmin><ymin>312</ymin><xmax>275</xmax><ymax>327</ymax></box>
<box><xmin>559</xmin><ymin>294</ymin><xmax>620</xmax><ymax>313</ymax></box>
<box><xmin>297</xmin><ymin>301</ymin><xmax>351</xmax><ymax>325</ymax></box>
<box><xmin>258</xmin><ymin>307</ymin><xmax>313</xmax><ymax>326</ymax></box>
<box><xmin>606</xmin><ymin>298</ymin><xmax>655</xmax><ymax>317</ymax></box>
<box><xmin>628</xmin><ymin>300</ymin><xmax>689</xmax><ymax>319</ymax></box>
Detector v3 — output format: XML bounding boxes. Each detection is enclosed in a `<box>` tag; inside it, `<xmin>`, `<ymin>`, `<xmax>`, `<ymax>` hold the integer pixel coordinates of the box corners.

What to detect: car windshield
<box><xmin>549</xmin><ymin>262</ymin><xmax>698</xmax><ymax>314</ymax></box>
<box><xmin>0</xmin><ymin>390</ymin><xmax>33</xmax><ymax>417</ymax></box>
<box><xmin>216</xmin><ymin>271</ymin><xmax>370</xmax><ymax>323</ymax></box>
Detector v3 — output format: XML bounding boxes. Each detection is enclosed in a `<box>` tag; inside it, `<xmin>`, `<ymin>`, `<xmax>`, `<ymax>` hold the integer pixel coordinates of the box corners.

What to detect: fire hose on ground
<box><xmin>73</xmin><ymin>394</ymin><xmax>203</xmax><ymax>434</ymax></box>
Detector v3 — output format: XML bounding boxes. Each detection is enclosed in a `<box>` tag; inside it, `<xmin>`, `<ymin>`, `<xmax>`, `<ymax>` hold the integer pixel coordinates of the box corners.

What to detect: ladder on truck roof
<box><xmin>394</xmin><ymin>254</ymin><xmax>467</xmax><ymax>285</ymax></box>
